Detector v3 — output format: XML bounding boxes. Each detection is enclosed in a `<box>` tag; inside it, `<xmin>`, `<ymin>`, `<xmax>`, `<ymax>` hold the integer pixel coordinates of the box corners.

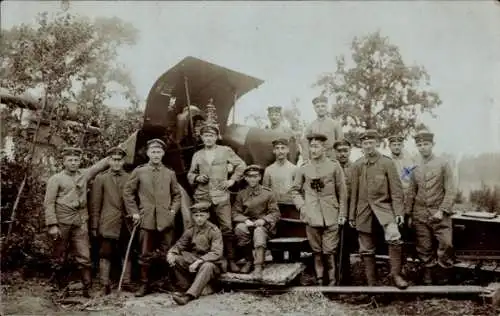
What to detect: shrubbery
<box><xmin>469</xmin><ymin>183</ymin><xmax>500</xmax><ymax>214</ymax></box>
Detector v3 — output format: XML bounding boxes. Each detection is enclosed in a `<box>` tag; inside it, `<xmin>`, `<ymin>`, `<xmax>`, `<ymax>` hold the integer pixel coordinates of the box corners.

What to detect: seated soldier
<box><xmin>167</xmin><ymin>201</ymin><xmax>224</xmax><ymax>306</ymax></box>
<box><xmin>233</xmin><ymin>165</ymin><xmax>281</xmax><ymax>279</ymax></box>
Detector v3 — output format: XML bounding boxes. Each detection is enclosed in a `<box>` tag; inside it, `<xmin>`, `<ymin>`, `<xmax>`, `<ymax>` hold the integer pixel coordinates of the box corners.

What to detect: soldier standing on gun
<box><xmin>349</xmin><ymin>130</ymin><xmax>408</xmax><ymax>289</ymax></box>
<box><xmin>167</xmin><ymin>201</ymin><xmax>224</xmax><ymax>305</ymax></box>
<box><xmin>290</xmin><ymin>133</ymin><xmax>348</xmax><ymax>285</ymax></box>
<box><xmin>44</xmin><ymin>147</ymin><xmax>110</xmax><ymax>297</ymax></box>
<box><xmin>405</xmin><ymin>131</ymin><xmax>456</xmax><ymax>285</ymax></box>
<box><xmin>187</xmin><ymin>125</ymin><xmax>246</xmax><ymax>273</ymax></box>
<box><xmin>233</xmin><ymin>165</ymin><xmax>281</xmax><ymax>279</ymax></box>
<box><xmin>123</xmin><ymin>139</ymin><xmax>182</xmax><ymax>297</ymax></box>
<box><xmin>90</xmin><ymin>147</ymin><xmax>133</xmax><ymax>295</ymax></box>
<box><xmin>266</xmin><ymin>106</ymin><xmax>294</xmax><ymax>134</ymax></box>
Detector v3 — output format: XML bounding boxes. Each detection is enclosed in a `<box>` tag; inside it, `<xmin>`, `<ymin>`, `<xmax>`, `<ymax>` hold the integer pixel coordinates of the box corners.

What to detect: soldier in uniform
<box><xmin>302</xmin><ymin>96</ymin><xmax>344</xmax><ymax>161</ymax></box>
<box><xmin>44</xmin><ymin>147</ymin><xmax>110</xmax><ymax>297</ymax></box>
<box><xmin>90</xmin><ymin>147</ymin><xmax>132</xmax><ymax>295</ymax></box>
<box><xmin>187</xmin><ymin>125</ymin><xmax>246</xmax><ymax>272</ymax></box>
<box><xmin>123</xmin><ymin>138</ymin><xmax>182</xmax><ymax>297</ymax></box>
<box><xmin>290</xmin><ymin>133</ymin><xmax>348</xmax><ymax>285</ymax></box>
<box><xmin>262</xmin><ymin>138</ymin><xmax>297</xmax><ymax>205</ymax></box>
<box><xmin>405</xmin><ymin>131</ymin><xmax>456</xmax><ymax>284</ymax></box>
<box><xmin>349</xmin><ymin>130</ymin><xmax>408</xmax><ymax>289</ymax></box>
<box><xmin>267</xmin><ymin>105</ymin><xmax>294</xmax><ymax>134</ymax></box>
<box><xmin>167</xmin><ymin>201</ymin><xmax>224</xmax><ymax>305</ymax></box>
<box><xmin>233</xmin><ymin>165</ymin><xmax>281</xmax><ymax>279</ymax></box>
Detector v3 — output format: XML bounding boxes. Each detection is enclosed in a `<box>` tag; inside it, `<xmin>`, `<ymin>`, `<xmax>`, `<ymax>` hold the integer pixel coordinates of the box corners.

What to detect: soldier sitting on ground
<box><xmin>167</xmin><ymin>201</ymin><xmax>224</xmax><ymax>305</ymax></box>
<box><xmin>233</xmin><ymin>165</ymin><xmax>281</xmax><ymax>279</ymax></box>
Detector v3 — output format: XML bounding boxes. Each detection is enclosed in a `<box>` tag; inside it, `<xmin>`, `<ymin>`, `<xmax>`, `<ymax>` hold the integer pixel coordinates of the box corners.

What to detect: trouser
<box><xmin>306</xmin><ymin>225</ymin><xmax>339</xmax><ymax>254</ymax></box>
<box><xmin>172</xmin><ymin>251</ymin><xmax>220</xmax><ymax>298</ymax></box>
<box><xmin>414</xmin><ymin>216</ymin><xmax>454</xmax><ymax>268</ymax></box>
<box><xmin>99</xmin><ymin>237</ymin><xmax>132</xmax><ymax>284</ymax></box>
<box><xmin>234</xmin><ymin>223</ymin><xmax>269</xmax><ymax>248</ymax></box>
<box><xmin>358</xmin><ymin>222</ymin><xmax>402</xmax><ymax>255</ymax></box>
<box><xmin>212</xmin><ymin>202</ymin><xmax>235</xmax><ymax>260</ymax></box>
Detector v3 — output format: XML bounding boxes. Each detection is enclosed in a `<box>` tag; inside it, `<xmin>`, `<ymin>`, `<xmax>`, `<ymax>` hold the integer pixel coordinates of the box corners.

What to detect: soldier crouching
<box><xmin>167</xmin><ymin>202</ymin><xmax>224</xmax><ymax>305</ymax></box>
<box><xmin>233</xmin><ymin>165</ymin><xmax>281</xmax><ymax>279</ymax></box>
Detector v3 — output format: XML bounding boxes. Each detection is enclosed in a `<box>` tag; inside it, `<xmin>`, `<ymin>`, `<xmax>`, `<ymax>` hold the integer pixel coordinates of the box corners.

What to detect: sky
<box><xmin>2</xmin><ymin>1</ymin><xmax>500</xmax><ymax>157</ymax></box>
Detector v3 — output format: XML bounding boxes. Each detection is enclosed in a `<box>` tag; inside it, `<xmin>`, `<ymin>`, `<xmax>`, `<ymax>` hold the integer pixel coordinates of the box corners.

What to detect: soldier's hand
<box><xmin>431</xmin><ymin>210</ymin><xmax>443</xmax><ymax>222</ymax></box>
<box><xmin>196</xmin><ymin>175</ymin><xmax>209</xmax><ymax>184</ymax></box>
<box><xmin>166</xmin><ymin>253</ymin><xmax>177</xmax><ymax>267</ymax></box>
<box><xmin>132</xmin><ymin>213</ymin><xmax>141</xmax><ymax>225</ymax></box>
<box><xmin>91</xmin><ymin>229</ymin><xmax>98</xmax><ymax>238</ymax></box>
<box><xmin>407</xmin><ymin>216</ymin><xmax>413</xmax><ymax>228</ymax></box>
<box><xmin>338</xmin><ymin>216</ymin><xmax>347</xmax><ymax>226</ymax></box>
<box><xmin>245</xmin><ymin>219</ymin><xmax>255</xmax><ymax>227</ymax></box>
<box><xmin>395</xmin><ymin>215</ymin><xmax>404</xmax><ymax>226</ymax></box>
<box><xmin>255</xmin><ymin>219</ymin><xmax>265</xmax><ymax>227</ymax></box>
<box><xmin>348</xmin><ymin>220</ymin><xmax>356</xmax><ymax>228</ymax></box>
<box><xmin>189</xmin><ymin>259</ymin><xmax>203</xmax><ymax>273</ymax></box>
<box><xmin>48</xmin><ymin>225</ymin><xmax>61</xmax><ymax>240</ymax></box>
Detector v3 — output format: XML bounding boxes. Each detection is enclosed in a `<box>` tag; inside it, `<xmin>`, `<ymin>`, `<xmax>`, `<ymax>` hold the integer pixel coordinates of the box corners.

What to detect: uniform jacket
<box><xmin>349</xmin><ymin>151</ymin><xmax>404</xmax><ymax>233</ymax></box>
<box><xmin>232</xmin><ymin>185</ymin><xmax>281</xmax><ymax>235</ymax></box>
<box><xmin>44</xmin><ymin>158</ymin><xmax>109</xmax><ymax>227</ymax></box>
<box><xmin>268</xmin><ymin>123</ymin><xmax>294</xmax><ymax>135</ymax></box>
<box><xmin>289</xmin><ymin>157</ymin><xmax>348</xmax><ymax>227</ymax></box>
<box><xmin>302</xmin><ymin>117</ymin><xmax>343</xmax><ymax>159</ymax></box>
<box><xmin>123</xmin><ymin>163</ymin><xmax>181</xmax><ymax>231</ymax></box>
<box><xmin>391</xmin><ymin>152</ymin><xmax>418</xmax><ymax>192</ymax></box>
<box><xmin>90</xmin><ymin>169</ymin><xmax>129</xmax><ymax>239</ymax></box>
<box><xmin>262</xmin><ymin>160</ymin><xmax>297</xmax><ymax>204</ymax></box>
<box><xmin>187</xmin><ymin>145</ymin><xmax>246</xmax><ymax>205</ymax></box>
<box><xmin>404</xmin><ymin>154</ymin><xmax>457</xmax><ymax>223</ymax></box>
<box><xmin>168</xmin><ymin>221</ymin><xmax>223</xmax><ymax>263</ymax></box>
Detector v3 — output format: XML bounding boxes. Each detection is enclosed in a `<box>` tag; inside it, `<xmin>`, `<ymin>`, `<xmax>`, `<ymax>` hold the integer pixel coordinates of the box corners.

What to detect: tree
<box><xmin>314</xmin><ymin>31</ymin><xmax>441</xmax><ymax>142</ymax></box>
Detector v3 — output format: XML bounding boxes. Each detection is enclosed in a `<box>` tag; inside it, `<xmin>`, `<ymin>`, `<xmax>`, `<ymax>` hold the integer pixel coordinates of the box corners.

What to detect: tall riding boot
<box><xmin>240</xmin><ymin>246</ymin><xmax>253</xmax><ymax>274</ymax></box>
<box><xmin>99</xmin><ymin>259</ymin><xmax>111</xmax><ymax>295</ymax></box>
<box><xmin>253</xmin><ymin>247</ymin><xmax>265</xmax><ymax>280</ymax></box>
<box><xmin>362</xmin><ymin>255</ymin><xmax>377</xmax><ymax>286</ymax></box>
<box><xmin>135</xmin><ymin>265</ymin><xmax>150</xmax><ymax>297</ymax></box>
<box><xmin>326</xmin><ymin>255</ymin><xmax>337</xmax><ymax>286</ymax></box>
<box><xmin>423</xmin><ymin>266</ymin><xmax>433</xmax><ymax>285</ymax></box>
<box><xmin>313</xmin><ymin>254</ymin><xmax>325</xmax><ymax>285</ymax></box>
<box><xmin>224</xmin><ymin>236</ymin><xmax>239</xmax><ymax>273</ymax></box>
<box><xmin>81</xmin><ymin>267</ymin><xmax>92</xmax><ymax>298</ymax></box>
<box><xmin>389</xmin><ymin>244</ymin><xmax>409</xmax><ymax>289</ymax></box>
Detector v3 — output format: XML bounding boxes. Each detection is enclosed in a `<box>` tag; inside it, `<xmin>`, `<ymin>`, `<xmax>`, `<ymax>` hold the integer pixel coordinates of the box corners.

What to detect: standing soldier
<box><xmin>233</xmin><ymin>165</ymin><xmax>281</xmax><ymax>279</ymax></box>
<box><xmin>334</xmin><ymin>139</ymin><xmax>353</xmax><ymax>197</ymax></box>
<box><xmin>90</xmin><ymin>147</ymin><xmax>132</xmax><ymax>295</ymax></box>
<box><xmin>267</xmin><ymin>106</ymin><xmax>294</xmax><ymax>134</ymax></box>
<box><xmin>123</xmin><ymin>139</ymin><xmax>182</xmax><ymax>297</ymax></box>
<box><xmin>349</xmin><ymin>130</ymin><xmax>408</xmax><ymax>289</ymax></box>
<box><xmin>405</xmin><ymin>131</ymin><xmax>456</xmax><ymax>285</ymax></box>
<box><xmin>263</xmin><ymin>138</ymin><xmax>297</xmax><ymax>205</ymax></box>
<box><xmin>44</xmin><ymin>147</ymin><xmax>110</xmax><ymax>297</ymax></box>
<box><xmin>301</xmin><ymin>96</ymin><xmax>343</xmax><ymax>161</ymax></box>
<box><xmin>167</xmin><ymin>201</ymin><xmax>224</xmax><ymax>305</ymax></box>
<box><xmin>187</xmin><ymin>125</ymin><xmax>246</xmax><ymax>272</ymax></box>
<box><xmin>290</xmin><ymin>133</ymin><xmax>348</xmax><ymax>285</ymax></box>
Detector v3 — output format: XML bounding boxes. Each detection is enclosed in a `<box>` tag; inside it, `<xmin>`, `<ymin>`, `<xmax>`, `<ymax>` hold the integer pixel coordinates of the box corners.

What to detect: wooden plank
<box><xmin>269</xmin><ymin>237</ymin><xmax>308</xmax><ymax>243</ymax></box>
<box><xmin>220</xmin><ymin>263</ymin><xmax>305</xmax><ymax>286</ymax></box>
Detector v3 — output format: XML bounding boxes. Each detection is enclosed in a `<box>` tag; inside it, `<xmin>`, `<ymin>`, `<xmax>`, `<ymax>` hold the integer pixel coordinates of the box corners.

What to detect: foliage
<box><xmin>469</xmin><ymin>183</ymin><xmax>500</xmax><ymax>214</ymax></box>
<box><xmin>314</xmin><ymin>31</ymin><xmax>441</xmax><ymax>141</ymax></box>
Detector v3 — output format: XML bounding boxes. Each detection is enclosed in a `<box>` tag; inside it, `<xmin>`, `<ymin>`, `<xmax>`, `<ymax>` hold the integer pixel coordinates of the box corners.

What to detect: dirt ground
<box><xmin>2</xmin><ymin>276</ymin><xmax>498</xmax><ymax>316</ymax></box>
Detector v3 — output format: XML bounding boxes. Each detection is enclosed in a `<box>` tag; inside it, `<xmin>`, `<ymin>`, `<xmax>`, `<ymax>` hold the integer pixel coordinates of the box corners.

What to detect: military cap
<box><xmin>200</xmin><ymin>124</ymin><xmax>219</xmax><ymax>135</ymax></box>
<box><xmin>312</xmin><ymin>95</ymin><xmax>328</xmax><ymax>105</ymax></box>
<box><xmin>387</xmin><ymin>134</ymin><xmax>405</xmax><ymax>143</ymax></box>
<box><xmin>267</xmin><ymin>105</ymin><xmax>282</xmax><ymax>113</ymax></box>
<box><xmin>61</xmin><ymin>147</ymin><xmax>83</xmax><ymax>156</ymax></box>
<box><xmin>306</xmin><ymin>133</ymin><xmax>328</xmax><ymax>142</ymax></box>
<box><xmin>333</xmin><ymin>139</ymin><xmax>351</xmax><ymax>149</ymax></box>
<box><xmin>359</xmin><ymin>129</ymin><xmax>380</xmax><ymax>142</ymax></box>
<box><xmin>190</xmin><ymin>201</ymin><xmax>211</xmax><ymax>213</ymax></box>
<box><xmin>413</xmin><ymin>131</ymin><xmax>434</xmax><ymax>143</ymax></box>
<box><xmin>244</xmin><ymin>164</ymin><xmax>263</xmax><ymax>175</ymax></box>
<box><xmin>147</xmin><ymin>138</ymin><xmax>166</xmax><ymax>149</ymax></box>
<box><xmin>106</xmin><ymin>146</ymin><xmax>127</xmax><ymax>157</ymax></box>
<box><xmin>272</xmin><ymin>138</ymin><xmax>289</xmax><ymax>147</ymax></box>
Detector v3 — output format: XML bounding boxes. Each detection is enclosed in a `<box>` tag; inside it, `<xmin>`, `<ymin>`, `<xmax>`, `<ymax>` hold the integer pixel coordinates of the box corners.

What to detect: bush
<box><xmin>454</xmin><ymin>189</ymin><xmax>465</xmax><ymax>204</ymax></box>
<box><xmin>469</xmin><ymin>183</ymin><xmax>500</xmax><ymax>214</ymax></box>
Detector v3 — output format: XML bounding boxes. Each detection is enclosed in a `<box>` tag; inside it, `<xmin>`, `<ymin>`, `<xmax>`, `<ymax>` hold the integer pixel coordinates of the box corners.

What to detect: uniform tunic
<box><xmin>168</xmin><ymin>222</ymin><xmax>223</xmax><ymax>298</ymax></box>
<box><xmin>405</xmin><ymin>154</ymin><xmax>456</xmax><ymax>268</ymax></box>
<box><xmin>391</xmin><ymin>152</ymin><xmax>418</xmax><ymax>211</ymax></box>
<box><xmin>302</xmin><ymin>117</ymin><xmax>343</xmax><ymax>160</ymax></box>
<box><xmin>233</xmin><ymin>185</ymin><xmax>281</xmax><ymax>248</ymax></box>
<box><xmin>262</xmin><ymin>160</ymin><xmax>297</xmax><ymax>204</ymax></box>
<box><xmin>268</xmin><ymin>123</ymin><xmax>294</xmax><ymax>135</ymax></box>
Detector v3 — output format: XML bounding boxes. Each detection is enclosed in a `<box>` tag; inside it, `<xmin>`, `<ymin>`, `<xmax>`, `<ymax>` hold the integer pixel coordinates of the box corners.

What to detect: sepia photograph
<box><xmin>1</xmin><ymin>1</ymin><xmax>499</xmax><ymax>315</ymax></box>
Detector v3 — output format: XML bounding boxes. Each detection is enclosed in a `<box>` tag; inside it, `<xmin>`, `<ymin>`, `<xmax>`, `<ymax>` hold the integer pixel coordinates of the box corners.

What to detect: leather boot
<box><xmin>224</xmin><ymin>236</ymin><xmax>239</xmax><ymax>272</ymax></box>
<box><xmin>423</xmin><ymin>267</ymin><xmax>433</xmax><ymax>285</ymax></box>
<box><xmin>362</xmin><ymin>255</ymin><xmax>377</xmax><ymax>286</ymax></box>
<box><xmin>389</xmin><ymin>244</ymin><xmax>409</xmax><ymax>289</ymax></box>
<box><xmin>313</xmin><ymin>254</ymin><xmax>324</xmax><ymax>285</ymax></box>
<box><xmin>229</xmin><ymin>260</ymin><xmax>240</xmax><ymax>273</ymax></box>
<box><xmin>99</xmin><ymin>259</ymin><xmax>111</xmax><ymax>295</ymax></box>
<box><xmin>240</xmin><ymin>246</ymin><xmax>253</xmax><ymax>274</ymax></box>
<box><xmin>81</xmin><ymin>267</ymin><xmax>92</xmax><ymax>298</ymax></box>
<box><xmin>326</xmin><ymin>255</ymin><xmax>337</xmax><ymax>286</ymax></box>
<box><xmin>121</xmin><ymin>260</ymin><xmax>134</xmax><ymax>291</ymax></box>
<box><xmin>135</xmin><ymin>265</ymin><xmax>150</xmax><ymax>297</ymax></box>
<box><xmin>253</xmin><ymin>247</ymin><xmax>265</xmax><ymax>280</ymax></box>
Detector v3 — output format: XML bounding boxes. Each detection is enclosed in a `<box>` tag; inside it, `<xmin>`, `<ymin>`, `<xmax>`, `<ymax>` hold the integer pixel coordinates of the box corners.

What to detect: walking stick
<box><xmin>118</xmin><ymin>222</ymin><xmax>139</xmax><ymax>293</ymax></box>
<box><xmin>337</xmin><ymin>223</ymin><xmax>346</xmax><ymax>283</ymax></box>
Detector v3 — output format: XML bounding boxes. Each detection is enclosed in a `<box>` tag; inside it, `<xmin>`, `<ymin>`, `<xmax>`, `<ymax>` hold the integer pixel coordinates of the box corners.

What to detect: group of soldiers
<box><xmin>44</xmin><ymin>94</ymin><xmax>456</xmax><ymax>305</ymax></box>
